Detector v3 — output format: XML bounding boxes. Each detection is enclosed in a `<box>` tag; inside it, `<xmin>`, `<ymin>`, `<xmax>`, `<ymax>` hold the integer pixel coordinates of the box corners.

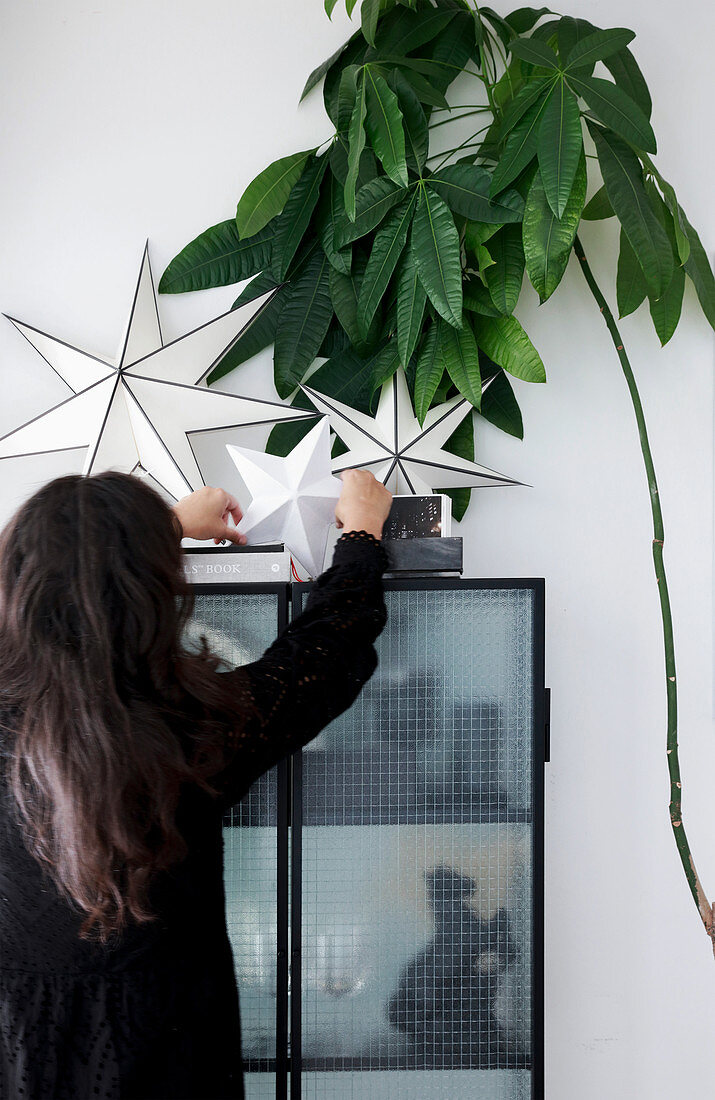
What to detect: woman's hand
<box><xmin>173</xmin><ymin>487</ymin><xmax>247</xmax><ymax>545</ymax></box>
<box><xmin>335</xmin><ymin>469</ymin><xmax>392</xmax><ymax>541</ymax></box>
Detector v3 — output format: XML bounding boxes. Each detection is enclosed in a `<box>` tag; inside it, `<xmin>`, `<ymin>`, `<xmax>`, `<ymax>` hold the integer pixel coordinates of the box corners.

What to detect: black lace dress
<box><xmin>0</xmin><ymin>532</ymin><xmax>388</xmax><ymax>1100</ymax></box>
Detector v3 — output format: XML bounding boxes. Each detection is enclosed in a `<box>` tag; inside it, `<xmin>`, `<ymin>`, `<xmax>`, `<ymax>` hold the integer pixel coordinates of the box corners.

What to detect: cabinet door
<box><xmin>190</xmin><ymin>585</ymin><xmax>288</xmax><ymax>1100</ymax></box>
<box><xmin>292</xmin><ymin>580</ymin><xmax>544</xmax><ymax>1100</ymax></box>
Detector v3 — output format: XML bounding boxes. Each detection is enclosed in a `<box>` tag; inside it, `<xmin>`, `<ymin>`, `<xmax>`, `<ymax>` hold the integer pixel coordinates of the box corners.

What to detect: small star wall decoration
<box><xmin>0</xmin><ymin>244</ymin><xmax>314</xmax><ymax>500</ymax></box>
<box><xmin>301</xmin><ymin>368</ymin><xmax>522</xmax><ymax>496</ymax></box>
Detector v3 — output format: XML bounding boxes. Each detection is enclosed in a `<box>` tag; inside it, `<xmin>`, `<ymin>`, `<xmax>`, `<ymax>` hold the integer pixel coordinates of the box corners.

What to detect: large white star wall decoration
<box><xmin>0</xmin><ymin>244</ymin><xmax>315</xmax><ymax>501</ymax></box>
<box><xmin>227</xmin><ymin>417</ymin><xmax>342</xmax><ymax>577</ymax></box>
<box><xmin>300</xmin><ymin>368</ymin><xmax>523</xmax><ymax>497</ymax></box>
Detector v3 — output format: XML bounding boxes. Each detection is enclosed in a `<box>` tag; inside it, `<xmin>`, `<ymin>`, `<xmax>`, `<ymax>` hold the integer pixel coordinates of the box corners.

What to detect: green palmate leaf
<box><xmin>273</xmin><ymin>249</ymin><xmax>333</xmax><ymax>398</ymax></box>
<box><xmin>589</xmin><ymin>124</ymin><xmax>672</xmax><ymax>299</ymax></box>
<box><xmin>364</xmin><ymin>69</ymin><xmax>409</xmax><ymax>187</ymax></box>
<box><xmin>530</xmin><ymin>16</ymin><xmax>561</xmax><ymax>44</ymax></box>
<box><xmin>331</xmin><ymin>138</ymin><xmax>378</xmax><ymax>189</ymax></box>
<box><xmin>441</xmin><ymin>413</ymin><xmax>474</xmax><ymax>521</ymax></box>
<box><xmin>361</xmin><ymin>0</ymin><xmax>382</xmax><ymax>46</ymax></box>
<box><xmin>232</xmin><ymin>269</ymin><xmax>279</xmax><ymax>309</ymax></box>
<box><xmin>649</xmin><ymin>264</ymin><xmax>684</xmax><ymax>346</ymax></box>
<box><xmin>265</xmin><ymin>395</ymin><xmax>316</xmax><ymax>457</ymax></box>
<box><xmin>490</xmin><ymin>91</ymin><xmax>552</xmax><ymax>197</ymax></box>
<box><xmin>414</xmin><ymin>320</ymin><xmax>444</xmax><ymax>424</ymax></box>
<box><xmin>430</xmin><ymin>164</ymin><xmax>524</xmax><ymax>223</ymax></box>
<box><xmin>368</xmin><ymin>341</ymin><xmax>402</xmax><ymax>406</ymax></box>
<box><xmin>481</xmin><ymin>7</ymin><xmax>514</xmax><ymax>47</ymax></box>
<box><xmin>334</xmin><ymin>176</ymin><xmax>405</xmax><ymax>249</ymax></box>
<box><xmin>479</xmin><ymin>366</ymin><xmax>524</xmax><ymax>438</ymax></box>
<box><xmin>498</xmin><ymin>77</ymin><xmax>555</xmax><ymax>140</ymax></box>
<box><xmin>324</xmin><ymin>0</ymin><xmax>339</xmax><ymax>15</ymax></box>
<box><xmin>272</xmin><ymin>155</ymin><xmax>328</xmax><ymax>279</ymax></box>
<box><xmin>323</xmin><ymin>32</ymin><xmax>367</xmax><ymax>123</ymax></box>
<box><xmin>440</xmin><ymin>316</ymin><xmax>482</xmax><ymax>408</ymax></box>
<box><xmin>317</xmin><ymin>343</ymin><xmax>397</xmax><ymax>414</ymax></box>
<box><xmin>426</xmin><ymin>11</ymin><xmax>476</xmax><ymax>94</ymax></box>
<box><xmin>640</xmin><ymin>155</ymin><xmax>690</xmax><ymax>264</ymax></box>
<box><xmin>266</xmin><ymin>342</ymin><xmax>384</xmax><ymax>457</ymax></box>
<box><xmin>315</xmin><ymin>171</ymin><xmax>352</xmax><ymax>275</ymax></box>
<box><xmin>523</xmin><ymin>149</ymin><xmax>587</xmax><ymax>302</ymax></box>
<box><xmin>391</xmin><ymin>65</ymin><xmax>450</xmax><ymax>109</ymax></box>
<box><xmin>346</xmin><ymin>0</ymin><xmax>359</xmax><ymax>16</ymax></box>
<box><xmin>337</xmin><ymin>66</ymin><xmax>359</xmax><ymax>133</ymax></box>
<box><xmin>301</xmin><ymin>37</ymin><xmax>354</xmax><ymax>102</ymax></box>
<box><xmin>380</xmin><ymin>54</ymin><xmax>454</xmax><ymax>81</ymax></box>
<box><xmin>603</xmin><ymin>47</ymin><xmax>651</xmax><ymax>121</ymax></box>
<box><xmin>505</xmin><ymin>8</ymin><xmax>554</xmax><ymax>35</ymax></box>
<box><xmin>484</xmin><ymin>223</ymin><xmax>526</xmax><ymax>313</ymax></box>
<box><xmin>564</xmin><ymin>27</ymin><xmax>635</xmax><ymax>71</ymax></box>
<box><xmin>567</xmin><ymin>73</ymin><xmax>655</xmax><ymax>153</ymax></box>
<box><xmin>537</xmin><ymin>80</ymin><xmax>583</xmax><ymax>219</ymax></box>
<box><xmin>375</xmin><ymin>6</ymin><xmax>453</xmax><ymax>54</ymax></box>
<box><xmin>319</xmin><ymin>318</ymin><xmax>351</xmax><ymax>358</ymax></box>
<box><xmin>330</xmin><ymin>262</ymin><xmax>365</xmax><ymax>351</ymax></box>
<box><xmin>509</xmin><ymin>35</ymin><xmax>560</xmax><ymax>69</ymax></box>
<box><xmin>616</xmin><ymin>228</ymin><xmax>647</xmax><ymax>317</ymax></box>
<box><xmin>412</xmin><ymin>186</ymin><xmax>463</xmax><ymax>327</ymax></box>
<box><xmin>463</xmin><ymin>276</ymin><xmax>503</xmax><ymax>316</ymax></box>
<box><xmin>681</xmin><ymin>210</ymin><xmax>715</xmax><ymax>330</ymax></box>
<box><xmin>207</xmin><ymin>290</ymin><xmax>286</xmax><ymax>385</ymax></box>
<box><xmin>236</xmin><ymin>149</ymin><xmax>314</xmax><ymax>239</ymax></box>
<box><xmin>159</xmin><ymin>219</ymin><xmax>275</xmax><ymax>294</ymax></box>
<box><xmin>472</xmin><ymin>313</ymin><xmax>546</xmax><ymax>382</ymax></box>
<box><xmin>396</xmin><ymin>245</ymin><xmax>427</xmax><ymax>368</ymax></box>
<box><xmin>345</xmin><ymin>76</ymin><xmax>368</xmax><ymax>220</ymax></box>
<box><xmin>556</xmin><ymin>16</ymin><xmax>596</xmax><ymax>66</ymax></box>
<box><xmin>329</xmin><ymin>249</ymin><xmax>381</xmax><ymax>351</ymax></box>
<box><xmin>465</xmin><ymin>221</ymin><xmax>502</xmax><ymax>253</ymax></box>
<box><xmin>476</xmin><ymin>245</ymin><xmax>495</xmax><ymax>274</ymax></box>
<box><xmin>391</xmin><ymin>69</ymin><xmax>428</xmax><ymax>175</ymax></box>
<box><xmin>646</xmin><ymin>184</ymin><xmax>685</xmax><ymax>345</ymax></box>
<box><xmin>357</xmin><ymin>193</ymin><xmax>417</xmax><ymax>339</ymax></box>
<box><xmin>582</xmin><ymin>184</ymin><xmax>614</xmax><ymax>220</ymax></box>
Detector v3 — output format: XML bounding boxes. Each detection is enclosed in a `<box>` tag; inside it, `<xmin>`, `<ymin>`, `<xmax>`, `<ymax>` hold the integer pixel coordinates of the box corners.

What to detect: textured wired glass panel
<box><xmin>297</xmin><ymin>586</ymin><xmax>534</xmax><ymax>1099</ymax></box>
<box><xmin>190</xmin><ymin>591</ymin><xmax>281</xmax><ymax>1095</ymax></box>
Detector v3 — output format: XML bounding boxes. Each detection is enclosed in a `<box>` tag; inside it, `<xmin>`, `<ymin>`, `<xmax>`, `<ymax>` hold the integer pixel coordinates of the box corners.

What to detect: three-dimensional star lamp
<box><xmin>227</xmin><ymin>417</ymin><xmax>342</xmax><ymax>577</ymax></box>
<box><xmin>300</xmin><ymin>368</ymin><xmax>522</xmax><ymax>496</ymax></box>
<box><xmin>0</xmin><ymin>244</ymin><xmax>315</xmax><ymax>500</ymax></box>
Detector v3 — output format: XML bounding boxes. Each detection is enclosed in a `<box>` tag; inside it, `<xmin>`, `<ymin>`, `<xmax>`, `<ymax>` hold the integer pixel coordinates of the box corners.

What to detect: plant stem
<box><xmin>432</xmin><ymin>104</ymin><xmax>491</xmax><ymax>111</ymax></box>
<box><xmin>428</xmin><ymin>126</ymin><xmax>491</xmax><ymax>169</ymax></box>
<box><xmin>428</xmin><ymin>109</ymin><xmax>490</xmax><ymax>131</ymax></box>
<box><xmin>573</xmin><ymin>235</ymin><xmax>715</xmax><ymax>954</ymax></box>
<box><xmin>474</xmin><ymin>6</ymin><xmax>498</xmax><ymax>115</ymax></box>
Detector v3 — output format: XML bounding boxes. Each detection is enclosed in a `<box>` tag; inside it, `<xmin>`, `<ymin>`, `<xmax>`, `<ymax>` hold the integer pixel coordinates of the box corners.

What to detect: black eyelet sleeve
<box><xmin>213</xmin><ymin>532</ymin><xmax>389</xmax><ymax>804</ymax></box>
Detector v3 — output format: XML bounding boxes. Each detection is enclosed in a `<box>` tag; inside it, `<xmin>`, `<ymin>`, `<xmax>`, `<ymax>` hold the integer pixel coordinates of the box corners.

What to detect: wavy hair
<box><xmin>0</xmin><ymin>472</ymin><xmax>250</xmax><ymax>942</ymax></box>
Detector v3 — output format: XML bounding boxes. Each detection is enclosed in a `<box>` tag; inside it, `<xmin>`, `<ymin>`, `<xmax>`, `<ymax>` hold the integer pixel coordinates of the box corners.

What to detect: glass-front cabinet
<box><xmin>190</xmin><ymin>577</ymin><xmax>546</xmax><ymax>1100</ymax></box>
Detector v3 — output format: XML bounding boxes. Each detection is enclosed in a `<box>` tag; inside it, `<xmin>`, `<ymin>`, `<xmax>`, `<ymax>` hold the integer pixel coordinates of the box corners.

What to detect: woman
<box><xmin>0</xmin><ymin>468</ymin><xmax>391</xmax><ymax>1100</ymax></box>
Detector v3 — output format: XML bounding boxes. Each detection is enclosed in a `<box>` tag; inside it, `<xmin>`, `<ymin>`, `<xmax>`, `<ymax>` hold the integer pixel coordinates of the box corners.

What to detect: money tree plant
<box><xmin>160</xmin><ymin>0</ymin><xmax>715</xmax><ymax>952</ymax></box>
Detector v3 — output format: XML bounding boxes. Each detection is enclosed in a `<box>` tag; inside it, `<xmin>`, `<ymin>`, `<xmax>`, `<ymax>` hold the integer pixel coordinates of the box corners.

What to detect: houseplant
<box><xmin>160</xmin><ymin>0</ymin><xmax>715</xmax><ymax>952</ymax></box>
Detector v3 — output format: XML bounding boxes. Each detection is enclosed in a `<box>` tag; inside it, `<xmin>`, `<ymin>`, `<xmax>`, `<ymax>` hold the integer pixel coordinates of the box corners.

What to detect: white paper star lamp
<box><xmin>0</xmin><ymin>243</ymin><xmax>315</xmax><ymax>500</ymax></box>
<box><xmin>226</xmin><ymin>417</ymin><xmax>343</xmax><ymax>577</ymax></box>
<box><xmin>300</xmin><ymin>367</ymin><xmax>523</xmax><ymax>496</ymax></box>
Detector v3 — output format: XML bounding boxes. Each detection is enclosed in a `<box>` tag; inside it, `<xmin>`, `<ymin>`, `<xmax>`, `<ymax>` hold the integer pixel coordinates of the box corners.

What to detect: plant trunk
<box><xmin>573</xmin><ymin>235</ymin><xmax>715</xmax><ymax>954</ymax></box>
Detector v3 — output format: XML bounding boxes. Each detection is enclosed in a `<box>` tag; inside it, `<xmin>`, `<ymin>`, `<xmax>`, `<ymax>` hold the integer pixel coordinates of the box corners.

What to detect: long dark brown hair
<box><xmin>0</xmin><ymin>472</ymin><xmax>251</xmax><ymax>942</ymax></box>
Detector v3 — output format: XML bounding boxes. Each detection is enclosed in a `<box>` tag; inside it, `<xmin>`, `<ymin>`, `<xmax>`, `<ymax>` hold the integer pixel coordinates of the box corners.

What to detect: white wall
<box><xmin>2</xmin><ymin>1</ymin><xmax>714</xmax><ymax>1095</ymax></box>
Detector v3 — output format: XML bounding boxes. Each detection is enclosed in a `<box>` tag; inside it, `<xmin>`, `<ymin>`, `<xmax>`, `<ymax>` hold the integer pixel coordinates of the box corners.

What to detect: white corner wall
<box><xmin>2</xmin><ymin>1</ymin><xmax>715</xmax><ymax>1095</ymax></box>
